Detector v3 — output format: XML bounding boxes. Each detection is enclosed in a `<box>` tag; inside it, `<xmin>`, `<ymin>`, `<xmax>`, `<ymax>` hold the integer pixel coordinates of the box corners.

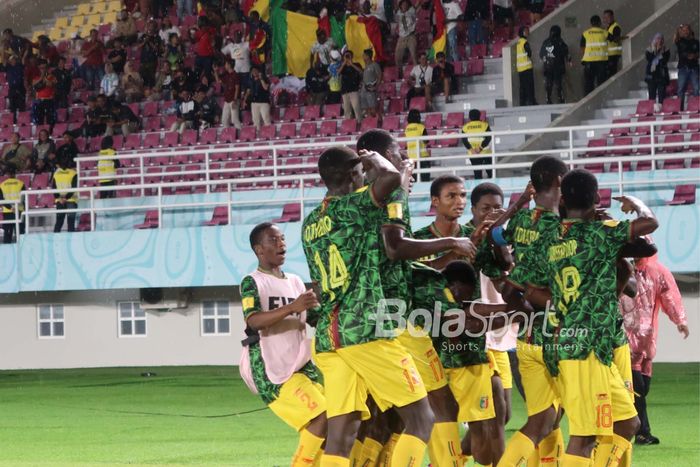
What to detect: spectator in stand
<box><xmin>164</xmin><ymin>33</ymin><xmax>185</xmax><ymax>71</ymax></box>
<box><xmin>81</xmin><ymin>29</ymin><xmax>105</xmax><ymax>90</ymax></box>
<box><xmin>443</xmin><ymin>0</ymin><xmax>464</xmax><ymax>63</ymax></box>
<box><xmin>360</xmin><ymin>48</ymin><xmax>381</xmax><ymax>118</ymax></box>
<box><xmin>194</xmin><ymin>85</ymin><xmax>221</xmax><ymax>129</ymax></box>
<box><xmin>31</xmin><ymin>60</ymin><xmax>58</xmax><ymax>125</ymax></box>
<box><xmin>56</xmin><ymin>131</ymin><xmax>79</xmax><ymax>168</ymax></box>
<box><xmin>0</xmin><ymin>164</ymin><xmax>25</xmax><ymax>243</ymax></box>
<box><xmin>517</xmin><ymin>26</ymin><xmax>536</xmax><ymax>106</ymax></box>
<box><xmin>305</xmin><ymin>59</ymin><xmax>330</xmax><ymax>106</ymax></box>
<box><xmin>121</xmin><ymin>61</ymin><xmax>145</xmax><ymax>103</ymax></box>
<box><xmin>68</xmin><ymin>33</ymin><xmax>86</xmax><ymax>80</ymax></box>
<box><xmin>245</xmin><ymin>65</ymin><xmax>271</xmax><ymax>129</ymax></box>
<box><xmin>404</xmin><ymin>108</ymin><xmax>430</xmax><ymax>181</ymax></box>
<box><xmin>604</xmin><ymin>9</ymin><xmax>623</xmax><ymax>77</ymax></box>
<box><xmin>177</xmin><ymin>0</ymin><xmax>194</xmax><ymax>20</ymax></box>
<box><xmin>406</xmin><ymin>51</ymin><xmax>433</xmax><ymax>110</ymax></box>
<box><xmin>53</xmin><ymin>56</ymin><xmax>72</xmax><ymax>109</ymax></box>
<box><xmin>223</xmin><ymin>0</ymin><xmax>244</xmax><ymax>24</ymax></box>
<box><xmin>644</xmin><ymin>33</ymin><xmax>670</xmax><ymax>105</ymax></box>
<box><xmin>339</xmin><ymin>50</ymin><xmax>363</xmax><ymax>121</ymax></box>
<box><xmin>171</xmin><ymin>88</ymin><xmax>199</xmax><ymax>133</ymax></box>
<box><xmin>193</xmin><ymin>17</ymin><xmax>218</xmax><ymax>75</ymax></box>
<box><xmin>101</xmin><ymin>62</ymin><xmax>121</xmax><ymax>100</ymax></box>
<box><xmin>5</xmin><ymin>54</ymin><xmax>25</xmax><ymax>121</ymax></box>
<box><xmin>493</xmin><ymin>0</ymin><xmax>514</xmax><ymax>39</ymax></box>
<box><xmin>32</xmin><ymin>128</ymin><xmax>56</xmax><ymax>174</ymax></box>
<box><xmin>108</xmin><ymin>38</ymin><xmax>127</xmax><ymax>75</ymax></box>
<box><xmin>327</xmin><ymin>49</ymin><xmax>343</xmax><ymax>104</ymax></box>
<box><xmin>529</xmin><ymin>0</ymin><xmax>545</xmax><ymax>25</ymax></box>
<box><xmin>171</xmin><ymin>65</ymin><xmax>197</xmax><ymax>96</ymax></box>
<box><xmin>1</xmin><ymin>133</ymin><xmax>32</xmax><ymax>173</ymax></box>
<box><xmin>35</xmin><ymin>36</ymin><xmax>60</xmax><ymax>67</ymax></box>
<box><xmin>152</xmin><ymin>0</ymin><xmax>170</xmax><ymax>21</ymax></box>
<box><xmin>394</xmin><ymin>0</ymin><xmax>417</xmax><ymax>74</ymax></box>
<box><xmin>2</xmin><ymin>29</ymin><xmax>31</xmax><ymax>63</ymax></box>
<box><xmin>159</xmin><ymin>17</ymin><xmax>180</xmax><ymax>44</ymax></box>
<box><xmin>97</xmin><ymin>136</ymin><xmax>119</xmax><ymax>199</ymax></box>
<box><xmin>540</xmin><ymin>25</ymin><xmax>572</xmax><ymax>104</ymax></box>
<box><xmin>466</xmin><ymin>0</ymin><xmax>489</xmax><ymax>45</ymax></box>
<box><xmin>73</xmin><ymin>95</ymin><xmax>106</xmax><ymax>138</ymax></box>
<box><xmin>152</xmin><ymin>61</ymin><xmax>174</xmax><ymax>100</ymax></box>
<box><xmin>432</xmin><ymin>51</ymin><xmax>456</xmax><ymax>103</ymax></box>
<box><xmin>23</xmin><ymin>55</ymin><xmax>40</xmax><ymax>93</ymax></box>
<box><xmin>461</xmin><ymin>109</ymin><xmax>492</xmax><ymax>179</ymax></box>
<box><xmin>139</xmin><ymin>20</ymin><xmax>164</xmax><ymax>88</ymax></box>
<box><xmin>106</xmin><ymin>101</ymin><xmax>141</xmax><ymax>137</ymax></box>
<box><xmin>217</xmin><ymin>59</ymin><xmax>242</xmax><ymax>129</ymax></box>
<box><xmin>310</xmin><ymin>29</ymin><xmax>335</xmax><ymax>69</ymax></box>
<box><xmin>52</xmin><ymin>155</ymin><xmax>78</xmax><ymax>233</ymax></box>
<box><xmin>581</xmin><ymin>15</ymin><xmax>608</xmax><ymax>95</ymax></box>
<box><xmin>674</xmin><ymin>24</ymin><xmax>700</xmax><ymax>110</ymax></box>
<box><xmin>111</xmin><ymin>9</ymin><xmax>138</xmax><ymax>47</ymax></box>
<box><xmin>221</xmin><ymin>31</ymin><xmax>252</xmax><ymax>91</ymax></box>
<box><xmin>247</xmin><ymin>10</ymin><xmax>269</xmax><ymax>67</ymax></box>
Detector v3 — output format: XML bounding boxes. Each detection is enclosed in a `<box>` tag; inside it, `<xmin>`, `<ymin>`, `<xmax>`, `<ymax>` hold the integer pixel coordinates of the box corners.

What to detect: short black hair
<box><xmin>249</xmin><ymin>222</ymin><xmax>275</xmax><ymax>250</ymax></box>
<box><xmin>530</xmin><ymin>155</ymin><xmax>568</xmax><ymax>192</ymax></box>
<box><xmin>604</xmin><ymin>9</ymin><xmax>614</xmax><ymax>16</ymax></box>
<box><xmin>468</xmin><ymin>109</ymin><xmax>481</xmax><ymax>121</ymax></box>
<box><xmin>318</xmin><ymin>146</ymin><xmax>361</xmax><ymax>189</ymax></box>
<box><xmin>470</xmin><ymin>182</ymin><xmax>503</xmax><ymax>207</ymax></box>
<box><xmin>561</xmin><ymin>169</ymin><xmax>598</xmax><ymax>211</ymax></box>
<box><xmin>436</xmin><ymin>51</ymin><xmax>445</xmax><ymax>59</ymax></box>
<box><xmin>356</xmin><ymin>129</ymin><xmax>394</xmax><ymax>157</ymax></box>
<box><xmin>101</xmin><ymin>135</ymin><xmax>114</xmax><ymax>150</ymax></box>
<box><xmin>443</xmin><ymin>260</ymin><xmax>477</xmax><ymax>287</ymax></box>
<box><xmin>407</xmin><ymin>108</ymin><xmax>422</xmax><ymax>124</ymax></box>
<box><xmin>4</xmin><ymin>163</ymin><xmax>17</xmax><ymax>176</ymax></box>
<box><xmin>57</xmin><ymin>155</ymin><xmax>70</xmax><ymax>168</ymax></box>
<box><xmin>591</xmin><ymin>15</ymin><xmax>602</xmax><ymax>26</ymax></box>
<box><xmin>363</xmin><ymin>48</ymin><xmax>373</xmax><ymax>59</ymax></box>
<box><xmin>430</xmin><ymin>175</ymin><xmax>464</xmax><ymax>198</ymax></box>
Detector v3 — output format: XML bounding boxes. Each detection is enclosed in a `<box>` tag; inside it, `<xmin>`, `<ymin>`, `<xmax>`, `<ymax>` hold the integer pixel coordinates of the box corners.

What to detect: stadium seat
<box><xmin>299</xmin><ymin>122</ymin><xmax>317</xmax><ymax>138</ymax></box>
<box><xmin>142</xmin><ymin>101</ymin><xmax>158</xmax><ymax>117</ymax></box>
<box><xmin>659</xmin><ymin>134</ymin><xmax>684</xmax><ymax>153</ymax></box>
<box><xmin>381</xmin><ymin>115</ymin><xmax>400</xmax><ymax>132</ymax></box>
<box><xmin>467</xmin><ymin>59</ymin><xmax>485</xmax><ymax>76</ymax></box>
<box><xmin>77</xmin><ymin>213</ymin><xmax>92</xmax><ymax>232</ymax></box>
<box><xmin>202</xmin><ymin>206</ymin><xmax>230</xmax><ymax>226</ymax></box>
<box><xmin>610</xmin><ymin>137</ymin><xmax>633</xmax><ymax>156</ymax></box>
<box><xmin>608</xmin><ymin>118</ymin><xmax>631</xmax><ymax>137</ymax></box>
<box><xmin>134</xmin><ymin>210</ymin><xmax>160</xmax><ymax>229</ymax></box>
<box><xmin>586</xmin><ymin>138</ymin><xmax>608</xmax><ymax>157</ymax></box>
<box><xmin>682</xmin><ymin>96</ymin><xmax>700</xmax><ymax>114</ymax></box>
<box><xmin>143</xmin><ymin>133</ymin><xmax>161</xmax><ymax>149</ymax></box>
<box><xmin>470</xmin><ymin>44</ymin><xmax>487</xmax><ymax>59</ymax></box>
<box><xmin>324</xmin><ymin>104</ymin><xmax>341</xmax><ymax>119</ymax></box>
<box><xmin>162</xmin><ymin>132</ymin><xmax>179</xmax><ymax>147</ymax></box>
<box><xmin>387</xmin><ymin>98</ymin><xmax>404</xmax><ymax>115</ymax></box>
<box><xmin>445</xmin><ymin>112</ymin><xmax>465</xmax><ymax>129</ymax></box>
<box><xmin>271</xmin><ymin>203</ymin><xmax>301</xmax><ymax>223</ymax></box>
<box><xmin>491</xmin><ymin>41</ymin><xmax>506</xmax><ymax>58</ymax></box>
<box><xmin>31</xmin><ymin>173</ymin><xmax>51</xmax><ymax>190</ymax></box>
<box><xmin>339</xmin><ymin>119</ymin><xmax>358</xmax><ymax>135</ymax></box>
<box><xmin>123</xmin><ymin>134</ymin><xmax>141</xmax><ymax>150</ymax></box>
<box><xmin>659</xmin><ymin>97</ymin><xmax>681</xmax><ymax>115</ymax></box>
<box><xmin>360</xmin><ymin>116</ymin><xmax>379</xmax><ymax>133</ymax></box>
<box><xmin>667</xmin><ymin>185</ymin><xmax>696</xmax><ymax>205</ymax></box>
<box><xmin>239</xmin><ymin>126</ymin><xmax>257</xmax><ymax>142</ymax></box>
<box><xmin>180</xmin><ymin>130</ymin><xmax>197</xmax><ymax>146</ymax></box>
<box><xmin>659</xmin><ymin>116</ymin><xmax>682</xmax><ymax>134</ymax></box>
<box><xmin>633</xmin><ymin>100</ymin><xmax>655</xmax><ymax>117</ymax></box>
<box><xmin>424</xmin><ymin>113</ymin><xmax>442</xmax><ymax>130</ymax></box>
<box><xmin>279</xmin><ymin>123</ymin><xmax>297</xmax><ymax>139</ymax></box>
<box><xmin>219</xmin><ymin>127</ymin><xmax>237</xmax><ymax>143</ymax></box>
<box><xmin>0</xmin><ymin>113</ymin><xmax>13</xmax><ymax>127</ymax></box>
<box><xmin>199</xmin><ymin>127</ymin><xmax>218</xmax><ymax>145</ymax></box>
<box><xmin>409</xmin><ymin>97</ymin><xmax>427</xmax><ymax>112</ymax></box>
<box><xmin>634</xmin><ymin>136</ymin><xmax>655</xmax><ymax>155</ymax></box>
<box><xmin>597</xmin><ymin>189</ymin><xmax>612</xmax><ymax>208</ymax></box>
<box><xmin>303</xmin><ymin>105</ymin><xmax>321</xmax><ymax>121</ymax></box>
<box><xmin>631</xmin><ymin>116</ymin><xmax>655</xmax><ymax>135</ymax></box>
<box><xmin>281</xmin><ymin>107</ymin><xmax>300</xmax><ymax>122</ymax></box>
<box><xmin>319</xmin><ymin>120</ymin><xmax>337</xmax><ymax>136</ymax></box>
<box><xmin>681</xmin><ymin>120</ymin><xmax>700</xmax><ymax>133</ymax></box>
<box><xmin>383</xmin><ymin>66</ymin><xmax>399</xmax><ymax>82</ymax></box>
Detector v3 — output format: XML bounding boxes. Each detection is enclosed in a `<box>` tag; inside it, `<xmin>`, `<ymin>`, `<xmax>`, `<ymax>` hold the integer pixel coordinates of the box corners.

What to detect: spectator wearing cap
<box><xmin>171</xmin><ymin>89</ymin><xmax>199</xmax><ymax>133</ymax></box>
<box><xmin>360</xmin><ymin>49</ymin><xmax>381</xmax><ymax>118</ymax></box>
<box><xmin>217</xmin><ymin>59</ymin><xmax>242</xmax><ymax>129</ymax></box>
<box><xmin>339</xmin><ymin>50</ymin><xmax>363</xmax><ymax>121</ymax></box>
<box><xmin>194</xmin><ymin>86</ymin><xmax>221</xmax><ymax>129</ymax></box>
<box><xmin>305</xmin><ymin>59</ymin><xmax>330</xmax><ymax>106</ymax></box>
<box><xmin>406</xmin><ymin>52</ymin><xmax>433</xmax><ymax>110</ymax></box>
<box><xmin>81</xmin><ymin>29</ymin><xmax>105</xmax><ymax>90</ymax></box>
<box><xmin>111</xmin><ymin>9</ymin><xmax>138</xmax><ymax>47</ymax></box>
<box><xmin>394</xmin><ymin>0</ymin><xmax>417</xmax><ymax>71</ymax></box>
<box><xmin>432</xmin><ymin>51</ymin><xmax>456</xmax><ymax>103</ymax></box>
<box><xmin>245</xmin><ymin>66</ymin><xmax>271</xmax><ymax>129</ymax></box>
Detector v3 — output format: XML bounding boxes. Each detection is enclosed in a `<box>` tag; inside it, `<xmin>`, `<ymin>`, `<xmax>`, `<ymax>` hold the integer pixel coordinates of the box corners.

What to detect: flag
<box><xmin>345</xmin><ymin>15</ymin><xmax>385</xmax><ymax>62</ymax></box>
<box><xmin>243</xmin><ymin>0</ymin><xmax>270</xmax><ymax>21</ymax></box>
<box><xmin>271</xmin><ymin>0</ymin><xmax>318</xmax><ymax>77</ymax></box>
<box><xmin>428</xmin><ymin>0</ymin><xmax>446</xmax><ymax>60</ymax></box>
<box><xmin>330</xmin><ymin>14</ymin><xmax>346</xmax><ymax>50</ymax></box>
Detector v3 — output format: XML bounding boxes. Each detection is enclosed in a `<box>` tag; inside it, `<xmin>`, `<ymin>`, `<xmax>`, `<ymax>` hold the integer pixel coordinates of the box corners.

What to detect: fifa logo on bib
<box><xmin>480</xmin><ymin>396</ymin><xmax>489</xmax><ymax>409</ymax></box>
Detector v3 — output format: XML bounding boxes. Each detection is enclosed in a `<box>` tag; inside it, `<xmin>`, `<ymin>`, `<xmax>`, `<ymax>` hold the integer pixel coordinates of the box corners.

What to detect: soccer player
<box><xmin>302</xmin><ymin>146</ymin><xmax>434</xmax><ymax>467</ymax></box>
<box><xmin>238</xmin><ymin>222</ymin><xmax>327</xmax><ymax>466</ymax></box>
<box><xmin>531</xmin><ymin>169</ymin><xmax>658</xmax><ymax>466</ymax></box>
<box><xmin>355</xmin><ymin>129</ymin><xmax>479</xmax><ymax>466</ymax></box>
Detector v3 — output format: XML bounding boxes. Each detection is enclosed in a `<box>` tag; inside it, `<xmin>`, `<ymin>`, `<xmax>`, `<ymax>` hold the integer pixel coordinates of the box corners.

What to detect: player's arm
<box><xmin>241</xmin><ymin>276</ymin><xmax>319</xmax><ymax>331</ymax></box>
<box><xmin>657</xmin><ymin>262</ymin><xmax>689</xmax><ymax>338</ymax></box>
<box><xmin>617</xmin><ymin>258</ymin><xmax>636</xmax><ymax>298</ymax></box>
<box><xmin>489</xmin><ymin>183</ymin><xmax>535</xmax><ymax>268</ymax></box>
<box><xmin>382</xmin><ymin>225</ymin><xmax>476</xmax><ymax>262</ymax></box>
<box><xmin>360</xmin><ymin>149</ymin><xmax>401</xmax><ymax>204</ymax></box>
<box><xmin>613</xmin><ymin>195</ymin><xmax>659</xmax><ymax>237</ymax></box>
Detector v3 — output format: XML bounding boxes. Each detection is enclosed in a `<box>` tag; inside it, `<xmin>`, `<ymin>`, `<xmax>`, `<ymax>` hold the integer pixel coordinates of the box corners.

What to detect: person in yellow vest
<box><xmin>404</xmin><ymin>109</ymin><xmax>430</xmax><ymax>181</ymax></box>
<box><xmin>461</xmin><ymin>109</ymin><xmax>492</xmax><ymax>180</ymax></box>
<box><xmin>97</xmin><ymin>135</ymin><xmax>120</xmax><ymax>199</ymax></box>
<box><xmin>516</xmin><ymin>26</ymin><xmax>536</xmax><ymax>106</ymax></box>
<box><xmin>580</xmin><ymin>15</ymin><xmax>609</xmax><ymax>95</ymax></box>
<box><xmin>0</xmin><ymin>164</ymin><xmax>25</xmax><ymax>243</ymax></box>
<box><xmin>52</xmin><ymin>155</ymin><xmax>78</xmax><ymax>233</ymax></box>
<box><xmin>604</xmin><ymin>9</ymin><xmax>623</xmax><ymax>77</ymax></box>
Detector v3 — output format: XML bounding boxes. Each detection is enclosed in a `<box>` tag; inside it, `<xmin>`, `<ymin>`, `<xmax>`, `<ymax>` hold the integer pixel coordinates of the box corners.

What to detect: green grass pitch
<box><xmin>0</xmin><ymin>363</ymin><xmax>697</xmax><ymax>466</ymax></box>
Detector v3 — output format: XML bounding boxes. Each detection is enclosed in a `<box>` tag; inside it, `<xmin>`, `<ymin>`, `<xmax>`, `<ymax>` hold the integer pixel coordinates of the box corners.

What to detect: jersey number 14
<box><xmin>313</xmin><ymin>244</ymin><xmax>349</xmax><ymax>301</ymax></box>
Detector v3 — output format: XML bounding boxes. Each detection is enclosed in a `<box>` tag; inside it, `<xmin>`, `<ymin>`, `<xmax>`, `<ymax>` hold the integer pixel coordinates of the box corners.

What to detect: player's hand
<box><xmin>595</xmin><ymin>208</ymin><xmax>613</xmax><ymax>221</ymax></box>
<box><xmin>473</xmin><ymin>147</ymin><xmax>481</xmax><ymax>154</ymax></box>
<box><xmin>613</xmin><ymin>195</ymin><xmax>638</xmax><ymax>214</ymax></box>
<box><xmin>518</xmin><ymin>182</ymin><xmax>535</xmax><ymax>208</ymax></box>
<box><xmin>291</xmin><ymin>289</ymin><xmax>320</xmax><ymax>313</ymax></box>
<box><xmin>470</xmin><ymin>220</ymin><xmax>493</xmax><ymax>246</ymax></box>
<box><xmin>452</xmin><ymin>237</ymin><xmax>476</xmax><ymax>261</ymax></box>
<box><xmin>678</xmin><ymin>324</ymin><xmax>690</xmax><ymax>339</ymax></box>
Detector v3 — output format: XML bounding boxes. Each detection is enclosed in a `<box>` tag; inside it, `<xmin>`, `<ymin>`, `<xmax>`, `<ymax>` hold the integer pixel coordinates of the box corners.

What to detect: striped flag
<box><xmin>271</xmin><ymin>0</ymin><xmax>318</xmax><ymax>77</ymax></box>
<box><xmin>243</xmin><ymin>0</ymin><xmax>270</xmax><ymax>21</ymax></box>
<box><xmin>345</xmin><ymin>15</ymin><xmax>385</xmax><ymax>62</ymax></box>
<box><xmin>428</xmin><ymin>0</ymin><xmax>446</xmax><ymax>60</ymax></box>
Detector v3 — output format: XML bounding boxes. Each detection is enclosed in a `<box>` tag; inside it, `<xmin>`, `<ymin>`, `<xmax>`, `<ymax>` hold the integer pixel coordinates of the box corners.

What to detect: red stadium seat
<box><xmin>123</xmin><ymin>134</ymin><xmax>142</xmax><ymax>150</ymax></box>
<box><xmin>659</xmin><ymin>116</ymin><xmax>682</xmax><ymax>134</ymax></box>
<box><xmin>608</xmin><ymin>118</ymin><xmax>631</xmax><ymax>137</ymax></box>
<box><xmin>360</xmin><ymin>116</ymin><xmax>379</xmax><ymax>133</ymax></box>
<box><xmin>162</xmin><ymin>131</ymin><xmax>179</xmax><ymax>147</ymax></box>
<box><xmin>409</xmin><ymin>97</ymin><xmax>427</xmax><ymax>112</ymax></box>
<box><xmin>597</xmin><ymin>189</ymin><xmax>612</xmax><ymax>208</ymax></box>
<box><xmin>258</xmin><ymin>125</ymin><xmax>276</xmax><ymax>141</ymax></box>
<box><xmin>142</xmin><ymin>101</ymin><xmax>158</xmax><ymax>117</ymax></box>
<box><xmin>467</xmin><ymin>59</ymin><xmax>485</xmax><ymax>76</ymax></box>
<box><xmin>381</xmin><ymin>115</ymin><xmax>401</xmax><ymax>132</ymax></box>
<box><xmin>586</xmin><ymin>138</ymin><xmax>607</xmax><ymax>157</ymax></box>
<box><xmin>272</xmin><ymin>203</ymin><xmax>301</xmax><ymax>223</ymax></box>
<box><xmin>445</xmin><ymin>112</ymin><xmax>465</xmax><ymax>128</ymax></box>
<box><xmin>324</xmin><ymin>104</ymin><xmax>342</xmax><ymax>119</ymax></box>
<box><xmin>319</xmin><ymin>120</ymin><xmax>337</xmax><ymax>136</ymax></box>
<box><xmin>659</xmin><ymin>134</ymin><xmax>684</xmax><ymax>153</ymax></box>
<box><xmin>667</xmin><ymin>185</ymin><xmax>696</xmax><ymax>205</ymax></box>
<box><xmin>470</xmin><ymin>44</ymin><xmax>487</xmax><ymax>59</ymax></box>
<box><xmin>424</xmin><ymin>113</ymin><xmax>442</xmax><ymax>130</ymax></box>
<box><xmin>682</xmin><ymin>96</ymin><xmax>700</xmax><ymax>114</ymax></box>
<box><xmin>279</xmin><ymin>123</ymin><xmax>297</xmax><ymax>139</ymax></box>
<box><xmin>220</xmin><ymin>127</ymin><xmax>237</xmax><ymax>142</ymax></box>
<box><xmin>633</xmin><ymin>99</ymin><xmax>655</xmax><ymax>117</ymax></box>
<box><xmin>659</xmin><ymin>97</ymin><xmax>681</xmax><ymax>115</ymax></box>
<box><xmin>135</xmin><ymin>210</ymin><xmax>159</xmax><ymax>229</ymax></box>
<box><xmin>202</xmin><ymin>206</ymin><xmax>230</xmax><ymax>226</ymax></box>
<box><xmin>383</xmin><ymin>66</ymin><xmax>399</xmax><ymax>82</ymax></box>
<box><xmin>239</xmin><ymin>126</ymin><xmax>256</xmax><ymax>142</ymax></box>
<box><xmin>299</xmin><ymin>122</ymin><xmax>317</xmax><ymax>138</ymax></box>
<box><xmin>631</xmin><ymin>116</ymin><xmax>655</xmax><ymax>135</ymax></box>
<box><xmin>281</xmin><ymin>106</ymin><xmax>300</xmax><ymax>122</ymax></box>
<box><xmin>180</xmin><ymin>129</ymin><xmax>198</xmax><ymax>146</ymax></box>
<box><xmin>199</xmin><ymin>127</ymin><xmax>218</xmax><ymax>145</ymax></box>
<box><xmin>303</xmin><ymin>105</ymin><xmax>321</xmax><ymax>121</ymax></box>
<box><xmin>143</xmin><ymin>133</ymin><xmax>161</xmax><ymax>149</ymax></box>
<box><xmin>339</xmin><ymin>119</ymin><xmax>358</xmax><ymax>135</ymax></box>
<box><xmin>610</xmin><ymin>137</ymin><xmax>633</xmax><ymax>156</ymax></box>
<box><xmin>387</xmin><ymin>98</ymin><xmax>404</xmax><ymax>115</ymax></box>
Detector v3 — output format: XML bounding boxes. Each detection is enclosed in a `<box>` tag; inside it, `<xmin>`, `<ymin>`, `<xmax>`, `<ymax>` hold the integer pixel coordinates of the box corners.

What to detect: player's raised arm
<box><xmin>613</xmin><ymin>194</ymin><xmax>659</xmax><ymax>237</ymax></box>
<box><xmin>246</xmin><ymin>289</ymin><xmax>319</xmax><ymax>331</ymax></box>
<box><xmin>358</xmin><ymin>149</ymin><xmax>401</xmax><ymax>204</ymax></box>
<box><xmin>381</xmin><ymin>227</ymin><xmax>476</xmax><ymax>263</ymax></box>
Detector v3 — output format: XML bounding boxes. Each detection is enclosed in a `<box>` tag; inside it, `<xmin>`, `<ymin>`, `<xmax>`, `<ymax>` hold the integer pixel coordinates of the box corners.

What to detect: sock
<box><xmin>497</xmin><ymin>430</ymin><xmax>536</xmax><ymax>467</ymax></box>
<box><xmin>358</xmin><ymin>437</ymin><xmax>383</xmax><ymax>467</ymax></box>
<box><xmin>320</xmin><ymin>454</ymin><xmax>351</xmax><ymax>467</ymax></box>
<box><xmin>313</xmin><ymin>449</ymin><xmax>325</xmax><ymax>467</ymax></box>
<box><xmin>593</xmin><ymin>434</ymin><xmax>631</xmax><ymax>467</ymax></box>
<box><xmin>348</xmin><ymin>439</ymin><xmax>363</xmax><ymax>467</ymax></box>
<box><xmin>561</xmin><ymin>453</ymin><xmax>591</xmax><ymax>466</ymax></box>
<box><xmin>292</xmin><ymin>429</ymin><xmax>326</xmax><ymax>466</ymax></box>
<box><xmin>390</xmin><ymin>433</ymin><xmax>427</xmax><ymax>466</ymax></box>
<box><xmin>427</xmin><ymin>422</ymin><xmax>463</xmax><ymax>467</ymax></box>
<box><xmin>378</xmin><ymin>433</ymin><xmax>401</xmax><ymax>467</ymax></box>
<box><xmin>540</xmin><ymin>428</ymin><xmax>564</xmax><ymax>465</ymax></box>
<box><xmin>526</xmin><ymin>448</ymin><xmax>540</xmax><ymax>467</ymax></box>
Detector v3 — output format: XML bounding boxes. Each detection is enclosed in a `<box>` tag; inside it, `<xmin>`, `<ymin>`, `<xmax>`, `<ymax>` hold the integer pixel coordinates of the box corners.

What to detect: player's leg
<box><xmin>354</xmin><ymin>397</ymin><xmax>390</xmax><ymax>467</ymax></box>
<box><xmin>491</xmin><ymin>374</ymin><xmax>506</xmax><ymax>463</ymax></box>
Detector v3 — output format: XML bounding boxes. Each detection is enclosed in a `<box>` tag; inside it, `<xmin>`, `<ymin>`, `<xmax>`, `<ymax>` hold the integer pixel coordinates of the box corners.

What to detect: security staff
<box><xmin>0</xmin><ymin>164</ymin><xmax>25</xmax><ymax>243</ymax></box>
<box><xmin>516</xmin><ymin>26</ymin><xmax>536</xmax><ymax>105</ymax></box>
<box><xmin>461</xmin><ymin>109</ymin><xmax>493</xmax><ymax>180</ymax></box>
<box><xmin>581</xmin><ymin>15</ymin><xmax>609</xmax><ymax>95</ymax></box>
<box><xmin>404</xmin><ymin>109</ymin><xmax>430</xmax><ymax>181</ymax></box>
<box><xmin>52</xmin><ymin>156</ymin><xmax>78</xmax><ymax>233</ymax></box>
<box><xmin>97</xmin><ymin>135</ymin><xmax>120</xmax><ymax>199</ymax></box>
<box><xmin>604</xmin><ymin>9</ymin><xmax>622</xmax><ymax>78</ymax></box>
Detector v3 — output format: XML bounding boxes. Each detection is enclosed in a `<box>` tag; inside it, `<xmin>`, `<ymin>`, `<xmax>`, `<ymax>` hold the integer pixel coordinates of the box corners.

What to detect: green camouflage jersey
<box><xmin>240</xmin><ymin>276</ymin><xmax>322</xmax><ymax>404</ymax></box>
<box><xmin>411</xmin><ymin>264</ymin><xmax>488</xmax><ymax>368</ymax></box>
<box><xmin>302</xmin><ymin>186</ymin><xmax>393</xmax><ymax>353</ymax></box>
<box><xmin>533</xmin><ymin>219</ymin><xmax>632</xmax><ymax>376</ymax></box>
<box><xmin>504</xmin><ymin>207</ymin><xmax>561</xmax><ymax>345</ymax></box>
<box><xmin>379</xmin><ymin>187</ymin><xmax>414</xmax><ymax>311</ymax></box>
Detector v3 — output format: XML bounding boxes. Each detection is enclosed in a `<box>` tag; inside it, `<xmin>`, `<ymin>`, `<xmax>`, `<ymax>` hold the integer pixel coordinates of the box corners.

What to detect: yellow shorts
<box><xmin>516</xmin><ymin>340</ymin><xmax>559</xmax><ymax>417</ymax></box>
<box><xmin>268</xmin><ymin>373</ymin><xmax>327</xmax><ymax>432</ymax></box>
<box><xmin>554</xmin><ymin>352</ymin><xmax>638</xmax><ymax>437</ymax></box>
<box><xmin>613</xmin><ymin>344</ymin><xmax>634</xmax><ymax>402</ymax></box>
<box><xmin>315</xmin><ymin>339</ymin><xmax>428</xmax><ymax>419</ymax></box>
<box><xmin>397</xmin><ymin>327</ymin><xmax>448</xmax><ymax>392</ymax></box>
<box><xmin>446</xmin><ymin>364</ymin><xmax>496</xmax><ymax>423</ymax></box>
<box><xmin>488</xmin><ymin>349</ymin><xmax>513</xmax><ymax>390</ymax></box>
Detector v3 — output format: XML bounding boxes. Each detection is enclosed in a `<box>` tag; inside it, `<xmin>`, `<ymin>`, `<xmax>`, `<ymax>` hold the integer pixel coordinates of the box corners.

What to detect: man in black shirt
<box><xmin>305</xmin><ymin>60</ymin><xmax>330</xmax><ymax>106</ymax></box>
<box><xmin>108</xmin><ymin>38</ymin><xmax>127</xmax><ymax>75</ymax></box>
<box><xmin>245</xmin><ymin>66</ymin><xmax>271</xmax><ymax>129</ymax></box>
<box><xmin>194</xmin><ymin>85</ymin><xmax>221</xmax><ymax>129</ymax></box>
<box><xmin>56</xmin><ymin>132</ymin><xmax>79</xmax><ymax>168</ymax></box>
<box><xmin>540</xmin><ymin>25</ymin><xmax>571</xmax><ymax>104</ymax></box>
<box><xmin>432</xmin><ymin>52</ymin><xmax>456</xmax><ymax>103</ymax></box>
<box><xmin>675</xmin><ymin>24</ymin><xmax>699</xmax><ymax>109</ymax></box>
<box><xmin>106</xmin><ymin>102</ymin><xmax>141</xmax><ymax>136</ymax></box>
<box><xmin>339</xmin><ymin>50</ymin><xmax>363</xmax><ymax>120</ymax></box>
<box><xmin>53</xmin><ymin>56</ymin><xmax>72</xmax><ymax>109</ymax></box>
<box><xmin>139</xmin><ymin>21</ymin><xmax>164</xmax><ymax>88</ymax></box>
